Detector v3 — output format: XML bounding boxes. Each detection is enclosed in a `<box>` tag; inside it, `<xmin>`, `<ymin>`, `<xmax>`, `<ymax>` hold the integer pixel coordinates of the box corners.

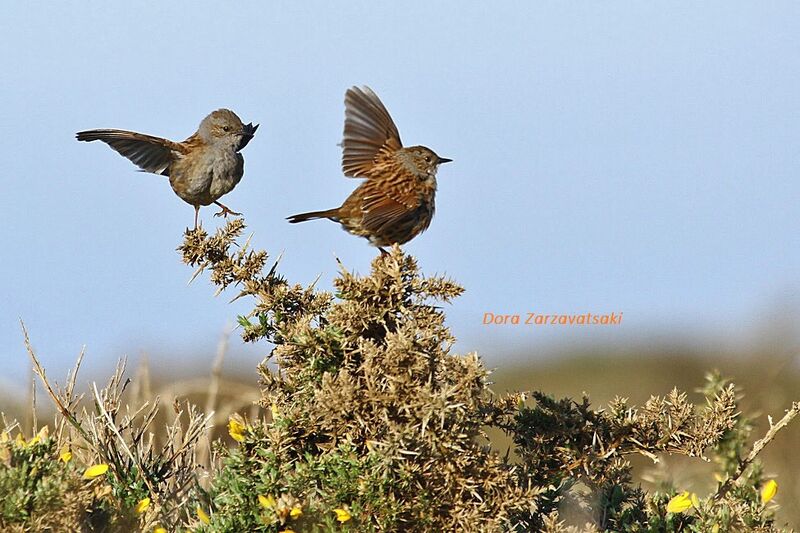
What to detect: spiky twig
<box><xmin>714</xmin><ymin>401</ymin><xmax>800</xmax><ymax>501</ymax></box>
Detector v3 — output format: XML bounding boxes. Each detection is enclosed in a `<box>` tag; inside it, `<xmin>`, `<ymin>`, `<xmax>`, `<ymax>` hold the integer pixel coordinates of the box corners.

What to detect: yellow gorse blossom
<box><xmin>59</xmin><ymin>447</ymin><xmax>72</xmax><ymax>463</ymax></box>
<box><xmin>258</xmin><ymin>494</ymin><xmax>276</xmax><ymax>508</ymax></box>
<box><xmin>27</xmin><ymin>426</ymin><xmax>49</xmax><ymax>446</ymax></box>
<box><xmin>666</xmin><ymin>491</ymin><xmax>694</xmax><ymax>513</ymax></box>
<box><xmin>135</xmin><ymin>497</ymin><xmax>151</xmax><ymax>514</ymax></box>
<box><xmin>334</xmin><ymin>508</ymin><xmax>352</xmax><ymax>523</ymax></box>
<box><xmin>761</xmin><ymin>479</ymin><xmax>778</xmax><ymax>504</ymax></box>
<box><xmin>290</xmin><ymin>505</ymin><xmax>303</xmax><ymax>519</ymax></box>
<box><xmin>228</xmin><ymin>415</ymin><xmax>247</xmax><ymax>442</ymax></box>
<box><xmin>197</xmin><ymin>506</ymin><xmax>211</xmax><ymax>524</ymax></box>
<box><xmin>83</xmin><ymin>463</ymin><xmax>109</xmax><ymax>479</ymax></box>
<box><xmin>154</xmin><ymin>528</ymin><xmax>167</xmax><ymax>533</ymax></box>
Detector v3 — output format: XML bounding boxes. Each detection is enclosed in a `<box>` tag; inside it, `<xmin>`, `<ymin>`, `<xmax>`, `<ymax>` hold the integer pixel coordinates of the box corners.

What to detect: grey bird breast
<box><xmin>169</xmin><ymin>148</ymin><xmax>244</xmax><ymax>206</ymax></box>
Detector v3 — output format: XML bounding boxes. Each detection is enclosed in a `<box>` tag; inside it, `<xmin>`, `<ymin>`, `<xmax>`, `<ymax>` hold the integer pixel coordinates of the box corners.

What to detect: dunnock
<box><xmin>77</xmin><ymin>109</ymin><xmax>258</xmax><ymax>228</ymax></box>
<box><xmin>287</xmin><ymin>87</ymin><xmax>450</xmax><ymax>253</ymax></box>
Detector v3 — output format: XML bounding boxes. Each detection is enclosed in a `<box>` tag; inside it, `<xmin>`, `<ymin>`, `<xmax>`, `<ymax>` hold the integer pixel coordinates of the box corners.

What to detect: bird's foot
<box><xmin>213</xmin><ymin>203</ymin><xmax>242</xmax><ymax>218</ymax></box>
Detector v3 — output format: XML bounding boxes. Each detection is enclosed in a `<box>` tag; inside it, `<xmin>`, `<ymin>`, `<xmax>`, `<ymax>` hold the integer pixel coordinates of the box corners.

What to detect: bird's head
<box><xmin>405</xmin><ymin>146</ymin><xmax>452</xmax><ymax>178</ymax></box>
<box><xmin>199</xmin><ymin>109</ymin><xmax>258</xmax><ymax>151</ymax></box>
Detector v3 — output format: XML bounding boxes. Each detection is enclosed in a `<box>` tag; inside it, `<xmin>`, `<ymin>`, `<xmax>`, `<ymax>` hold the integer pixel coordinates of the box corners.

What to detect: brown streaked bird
<box><xmin>77</xmin><ymin>110</ymin><xmax>258</xmax><ymax>229</ymax></box>
<box><xmin>287</xmin><ymin>86</ymin><xmax>451</xmax><ymax>253</ymax></box>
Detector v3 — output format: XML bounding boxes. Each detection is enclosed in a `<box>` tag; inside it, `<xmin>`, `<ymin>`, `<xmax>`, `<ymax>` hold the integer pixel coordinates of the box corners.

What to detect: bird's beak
<box><xmin>437</xmin><ymin>157</ymin><xmax>453</xmax><ymax>164</ymax></box>
<box><xmin>237</xmin><ymin>123</ymin><xmax>259</xmax><ymax>150</ymax></box>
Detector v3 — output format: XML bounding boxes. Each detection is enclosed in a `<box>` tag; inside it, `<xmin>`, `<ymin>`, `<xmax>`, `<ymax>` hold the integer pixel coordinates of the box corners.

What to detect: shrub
<box><xmin>4</xmin><ymin>218</ymin><xmax>796</xmax><ymax>531</ymax></box>
<box><xmin>180</xmin><ymin>220</ymin><xmax>797</xmax><ymax>532</ymax></box>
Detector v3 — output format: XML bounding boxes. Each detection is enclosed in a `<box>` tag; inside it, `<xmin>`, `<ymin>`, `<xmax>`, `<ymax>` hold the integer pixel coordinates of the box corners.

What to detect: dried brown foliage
<box><xmin>2</xmin><ymin>218</ymin><xmax>795</xmax><ymax>532</ymax></box>
<box><xmin>180</xmin><ymin>220</ymin><xmax>797</xmax><ymax>532</ymax></box>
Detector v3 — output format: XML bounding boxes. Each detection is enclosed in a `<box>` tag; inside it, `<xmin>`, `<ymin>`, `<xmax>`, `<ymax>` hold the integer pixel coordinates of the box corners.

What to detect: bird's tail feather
<box><xmin>287</xmin><ymin>208</ymin><xmax>339</xmax><ymax>224</ymax></box>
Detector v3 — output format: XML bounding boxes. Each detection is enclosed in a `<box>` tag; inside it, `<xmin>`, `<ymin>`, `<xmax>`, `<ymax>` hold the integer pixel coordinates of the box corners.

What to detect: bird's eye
<box><xmin>222</xmin><ymin>125</ymin><xmax>231</xmax><ymax>132</ymax></box>
<box><xmin>424</xmin><ymin>156</ymin><xmax>431</xmax><ymax>162</ymax></box>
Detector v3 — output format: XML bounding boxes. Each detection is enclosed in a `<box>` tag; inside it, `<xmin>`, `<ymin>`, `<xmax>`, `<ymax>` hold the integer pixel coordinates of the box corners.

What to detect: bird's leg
<box><xmin>194</xmin><ymin>205</ymin><xmax>200</xmax><ymax>230</ymax></box>
<box><xmin>214</xmin><ymin>201</ymin><xmax>242</xmax><ymax>218</ymax></box>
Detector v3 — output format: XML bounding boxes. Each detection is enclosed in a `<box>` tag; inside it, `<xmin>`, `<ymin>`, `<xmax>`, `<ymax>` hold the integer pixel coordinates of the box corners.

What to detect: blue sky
<box><xmin>1</xmin><ymin>2</ymin><xmax>798</xmax><ymax>391</ymax></box>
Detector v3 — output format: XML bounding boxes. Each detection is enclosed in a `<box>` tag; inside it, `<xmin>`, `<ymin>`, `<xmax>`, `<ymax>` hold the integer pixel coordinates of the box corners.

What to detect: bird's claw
<box><xmin>214</xmin><ymin>206</ymin><xmax>242</xmax><ymax>218</ymax></box>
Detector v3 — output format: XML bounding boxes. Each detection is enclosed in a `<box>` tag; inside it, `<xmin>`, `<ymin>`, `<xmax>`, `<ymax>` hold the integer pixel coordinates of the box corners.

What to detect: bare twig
<box><xmin>92</xmin><ymin>382</ymin><xmax>158</xmax><ymax>498</ymax></box>
<box><xmin>714</xmin><ymin>401</ymin><xmax>800</xmax><ymax>501</ymax></box>
<box><xmin>28</xmin><ymin>368</ymin><xmax>37</xmax><ymax>434</ymax></box>
<box><xmin>56</xmin><ymin>347</ymin><xmax>86</xmax><ymax>442</ymax></box>
<box><xmin>21</xmin><ymin>320</ymin><xmax>92</xmax><ymax>442</ymax></box>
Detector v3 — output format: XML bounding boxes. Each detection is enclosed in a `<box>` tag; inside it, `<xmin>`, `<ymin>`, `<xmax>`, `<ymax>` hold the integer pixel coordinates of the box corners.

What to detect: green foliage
<box><xmin>204</xmin><ymin>440</ymin><xmax>406</xmax><ymax>532</ymax></box>
<box><xmin>0</xmin><ymin>432</ymin><xmax>88</xmax><ymax>531</ymax></box>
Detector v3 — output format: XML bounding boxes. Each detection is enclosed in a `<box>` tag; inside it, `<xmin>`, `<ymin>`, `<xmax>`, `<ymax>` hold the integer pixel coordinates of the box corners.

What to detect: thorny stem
<box><xmin>21</xmin><ymin>320</ymin><xmax>93</xmax><ymax>443</ymax></box>
<box><xmin>714</xmin><ymin>401</ymin><xmax>800</xmax><ymax>501</ymax></box>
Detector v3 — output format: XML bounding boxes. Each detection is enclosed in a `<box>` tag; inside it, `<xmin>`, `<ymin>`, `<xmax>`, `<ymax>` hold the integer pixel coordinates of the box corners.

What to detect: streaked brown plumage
<box><xmin>287</xmin><ymin>86</ymin><xmax>451</xmax><ymax>252</ymax></box>
<box><xmin>77</xmin><ymin>109</ymin><xmax>258</xmax><ymax>228</ymax></box>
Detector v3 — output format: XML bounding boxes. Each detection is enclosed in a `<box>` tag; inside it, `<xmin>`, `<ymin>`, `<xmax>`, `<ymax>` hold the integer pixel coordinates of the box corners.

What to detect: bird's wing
<box><xmin>76</xmin><ymin>129</ymin><xmax>186</xmax><ymax>176</ymax></box>
<box><xmin>342</xmin><ymin>86</ymin><xmax>403</xmax><ymax>178</ymax></box>
<box><xmin>359</xmin><ymin>175</ymin><xmax>420</xmax><ymax>233</ymax></box>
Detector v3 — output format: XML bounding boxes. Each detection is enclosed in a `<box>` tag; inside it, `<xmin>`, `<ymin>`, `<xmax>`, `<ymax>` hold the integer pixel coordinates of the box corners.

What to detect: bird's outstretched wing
<box><xmin>76</xmin><ymin>129</ymin><xmax>187</xmax><ymax>176</ymax></box>
<box><xmin>341</xmin><ymin>86</ymin><xmax>403</xmax><ymax>178</ymax></box>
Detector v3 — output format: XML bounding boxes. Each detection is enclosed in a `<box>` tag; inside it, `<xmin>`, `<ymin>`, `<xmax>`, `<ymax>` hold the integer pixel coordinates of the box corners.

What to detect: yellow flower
<box><xmin>711</xmin><ymin>525</ymin><xmax>720</xmax><ymax>533</ymax></box>
<box><xmin>0</xmin><ymin>431</ymin><xmax>9</xmax><ymax>443</ymax></box>
<box><xmin>258</xmin><ymin>494</ymin><xmax>276</xmax><ymax>508</ymax></box>
<box><xmin>154</xmin><ymin>528</ymin><xmax>167</xmax><ymax>533</ymax></box>
<box><xmin>135</xmin><ymin>497</ymin><xmax>151</xmax><ymax>514</ymax></box>
<box><xmin>15</xmin><ymin>433</ymin><xmax>25</xmax><ymax>447</ymax></box>
<box><xmin>270</xmin><ymin>403</ymin><xmax>280</xmax><ymax>420</ymax></box>
<box><xmin>228</xmin><ymin>415</ymin><xmax>247</xmax><ymax>442</ymax></box>
<box><xmin>280</xmin><ymin>530</ymin><xmax>296</xmax><ymax>533</ymax></box>
<box><xmin>27</xmin><ymin>426</ymin><xmax>49</xmax><ymax>446</ymax></box>
<box><xmin>334</xmin><ymin>508</ymin><xmax>352</xmax><ymax>523</ymax></box>
<box><xmin>59</xmin><ymin>447</ymin><xmax>72</xmax><ymax>463</ymax></box>
<box><xmin>290</xmin><ymin>505</ymin><xmax>303</xmax><ymax>519</ymax></box>
<box><xmin>83</xmin><ymin>463</ymin><xmax>109</xmax><ymax>479</ymax></box>
<box><xmin>197</xmin><ymin>506</ymin><xmax>211</xmax><ymax>524</ymax></box>
<box><xmin>761</xmin><ymin>479</ymin><xmax>778</xmax><ymax>504</ymax></box>
<box><xmin>666</xmin><ymin>491</ymin><xmax>694</xmax><ymax>513</ymax></box>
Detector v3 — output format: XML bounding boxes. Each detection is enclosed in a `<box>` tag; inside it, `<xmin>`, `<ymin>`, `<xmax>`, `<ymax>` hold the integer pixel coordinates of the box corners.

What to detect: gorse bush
<box><xmin>180</xmin><ymin>220</ymin><xmax>796</xmax><ymax>532</ymax></box>
<box><xmin>181</xmin><ymin>222</ymin><xmax>533</xmax><ymax>531</ymax></box>
<box><xmin>3</xmin><ymin>217</ymin><xmax>797</xmax><ymax>532</ymax></box>
<box><xmin>0</xmin><ymin>427</ymin><xmax>93</xmax><ymax>531</ymax></box>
